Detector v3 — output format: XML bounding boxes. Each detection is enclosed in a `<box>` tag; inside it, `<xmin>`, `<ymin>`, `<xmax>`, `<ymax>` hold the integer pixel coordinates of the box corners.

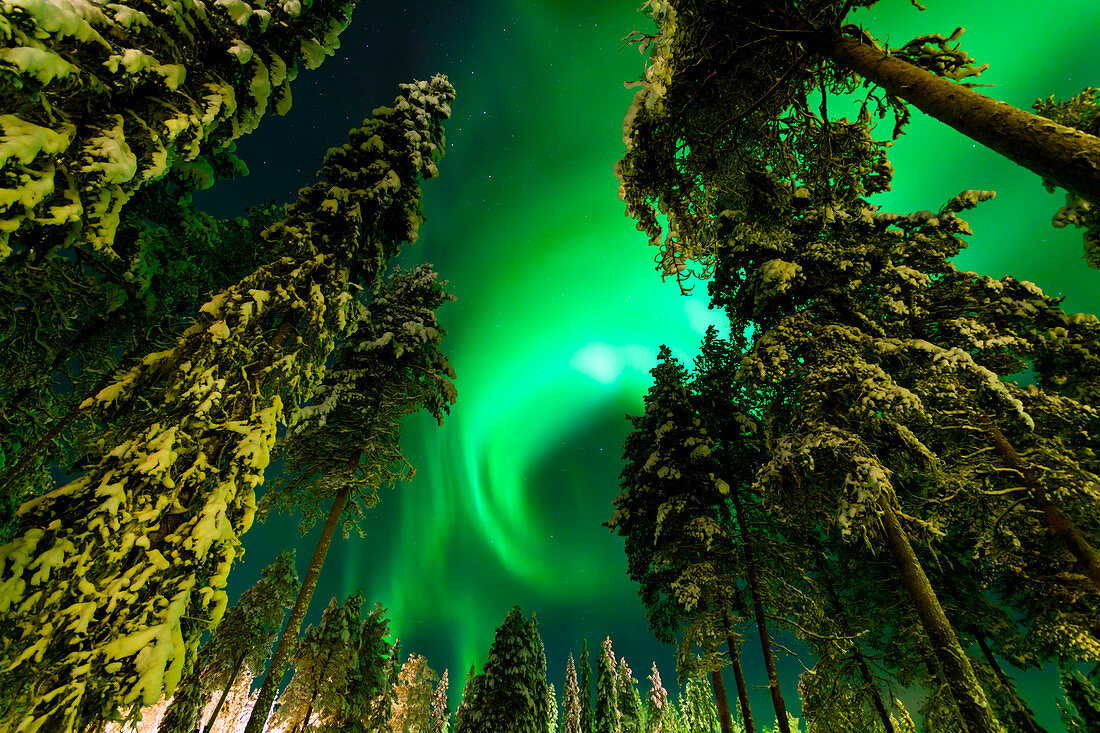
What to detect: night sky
<box><xmin>192</xmin><ymin>1</ymin><xmax>1100</xmax><ymax>729</ymax></box>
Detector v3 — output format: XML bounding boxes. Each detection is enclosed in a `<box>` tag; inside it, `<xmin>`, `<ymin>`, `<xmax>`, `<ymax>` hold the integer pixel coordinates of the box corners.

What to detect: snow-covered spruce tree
<box><xmin>580</xmin><ymin>641</ymin><xmax>595</xmax><ymax>733</ymax></box>
<box><xmin>613</xmin><ymin>0</ymin><xmax>1100</xmax><ymax>289</ymax></box>
<box><xmin>244</xmin><ymin>262</ymin><xmax>457</xmax><ymax>733</ymax></box>
<box><xmin>452</xmin><ymin>663</ymin><xmax>480</xmax><ymax>733</ymax></box>
<box><xmin>0</xmin><ymin>75</ymin><xmax>454</xmax><ymax>733</ymax></box>
<box><xmin>644</xmin><ymin>662</ymin><xmax>675</xmax><ymax>733</ymax></box>
<box><xmin>549</xmin><ymin>682</ymin><xmax>560</xmax><ymax>733</ymax></box>
<box><xmin>608</xmin><ymin>344</ymin><xmax>773</xmax><ymax>733</ymax></box>
<box><xmin>318</xmin><ymin>601</ymin><xmax>394</xmax><ymax>733</ymax></box>
<box><xmin>1032</xmin><ymin>87</ymin><xmax>1100</xmax><ymax>267</ymax></box>
<box><xmin>616</xmin><ymin>658</ymin><xmax>644</xmax><ymax>733</ymax></box>
<box><xmin>390</xmin><ymin>653</ymin><xmax>440</xmax><ymax>733</ymax></box>
<box><xmin>269</xmin><ymin>593</ymin><xmax>363</xmax><ymax>733</ymax></box>
<box><xmin>0</xmin><ymin>155</ymin><xmax>282</xmax><ymax>511</ymax></box>
<box><xmin>453</xmin><ymin>607</ymin><xmax>548</xmax><ymax>733</ymax></box>
<box><xmin>429</xmin><ymin>668</ymin><xmax>450</xmax><ymax>733</ymax></box>
<box><xmin>678</xmin><ymin>676</ymin><xmax>717</xmax><ymax>733</ymax></box>
<box><xmin>157</xmin><ymin>549</ymin><xmax>298</xmax><ymax>733</ymax></box>
<box><xmin>563</xmin><ymin>654</ymin><xmax>583</xmax><ymax>733</ymax></box>
<box><xmin>705</xmin><ymin>184</ymin><xmax>1061</xmax><ymax>731</ymax></box>
<box><xmin>0</xmin><ymin>0</ymin><xmax>356</xmax><ymax>262</ymax></box>
<box><xmin>595</xmin><ymin>637</ymin><xmax>621</xmax><ymax>733</ymax></box>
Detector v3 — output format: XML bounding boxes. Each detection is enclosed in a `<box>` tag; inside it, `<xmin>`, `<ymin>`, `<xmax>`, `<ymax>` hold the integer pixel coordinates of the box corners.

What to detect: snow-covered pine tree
<box><xmin>157</xmin><ymin>550</ymin><xmax>298</xmax><ymax>733</ymax></box>
<box><xmin>595</xmin><ymin>637</ymin><xmax>621</xmax><ymax>733</ymax></box>
<box><xmin>0</xmin><ymin>190</ymin><xmax>283</xmax><ymax>533</ymax></box>
<box><xmin>245</xmin><ymin>261</ymin><xmax>457</xmax><ymax>733</ymax></box>
<box><xmin>563</xmin><ymin>653</ymin><xmax>583</xmax><ymax>733</ymax></box>
<box><xmin>0</xmin><ymin>75</ymin><xmax>454</xmax><ymax>733</ymax></box>
<box><xmin>645</xmin><ymin>662</ymin><xmax>668</xmax><ymax>733</ymax></box>
<box><xmin>429</xmin><ymin>668</ymin><xmax>451</xmax><ymax>733</ymax></box>
<box><xmin>390</xmin><ymin>653</ymin><xmax>440</xmax><ymax>733</ymax></box>
<box><xmin>580</xmin><ymin>641</ymin><xmax>596</xmax><ymax>733</ymax></box>
<box><xmin>453</xmin><ymin>663</ymin><xmax>478</xmax><ymax>732</ymax></box>
<box><xmin>319</xmin><ymin>601</ymin><xmax>394</xmax><ymax>733</ymax></box>
<box><xmin>269</xmin><ymin>593</ymin><xmax>363</xmax><ymax>733</ymax></box>
<box><xmin>452</xmin><ymin>607</ymin><xmax>547</xmax><ymax>733</ymax></box>
<box><xmin>678</xmin><ymin>676</ymin><xmax>718</xmax><ymax>733</ymax></box>
<box><xmin>613</xmin><ymin>0</ymin><xmax>1100</xmax><ymax>290</ymax></box>
<box><xmin>0</xmin><ymin>0</ymin><xmax>355</xmax><ymax>262</ymax></box>
<box><xmin>608</xmin><ymin>343</ymin><xmax>777</xmax><ymax>733</ymax></box>
<box><xmin>617</xmin><ymin>658</ymin><xmax>644</xmax><ymax>733</ymax></box>
<box><xmin>549</xmin><ymin>682</ymin><xmax>560</xmax><ymax>733</ymax></box>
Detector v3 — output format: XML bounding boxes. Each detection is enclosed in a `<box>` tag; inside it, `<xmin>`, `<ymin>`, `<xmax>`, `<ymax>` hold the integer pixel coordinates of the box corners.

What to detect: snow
<box><xmin>80</xmin><ymin>115</ymin><xmax>138</xmax><ymax>184</ymax></box>
<box><xmin>1</xmin><ymin>46</ymin><xmax>75</xmax><ymax>84</ymax></box>
<box><xmin>215</xmin><ymin>0</ymin><xmax>253</xmax><ymax>24</ymax></box>
<box><xmin>0</xmin><ymin>114</ymin><xmax>75</xmax><ymax>168</ymax></box>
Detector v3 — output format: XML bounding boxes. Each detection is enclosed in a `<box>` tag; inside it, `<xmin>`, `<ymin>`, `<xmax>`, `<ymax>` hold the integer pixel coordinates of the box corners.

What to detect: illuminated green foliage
<box><xmin>270</xmin><ymin>593</ymin><xmax>364</xmax><ymax>733</ymax></box>
<box><xmin>0</xmin><ymin>0</ymin><xmax>355</xmax><ymax>261</ymax></box>
<box><xmin>453</xmin><ymin>606</ymin><xmax>548</xmax><ymax>733</ymax></box>
<box><xmin>1060</xmin><ymin>669</ymin><xmax>1100</xmax><ymax>733</ymax></box>
<box><xmin>614</xmin><ymin>0</ymin><xmax>1100</xmax><ymax>291</ymax></box>
<box><xmin>0</xmin><ymin>75</ymin><xmax>454</xmax><ymax>733</ymax></box>
<box><xmin>563</xmin><ymin>654</ymin><xmax>583</xmax><ymax>733</ymax></box>
<box><xmin>158</xmin><ymin>550</ymin><xmax>298</xmax><ymax>733</ymax></box>
<box><xmin>595</xmin><ymin>637</ymin><xmax>620</xmax><ymax>733</ymax></box>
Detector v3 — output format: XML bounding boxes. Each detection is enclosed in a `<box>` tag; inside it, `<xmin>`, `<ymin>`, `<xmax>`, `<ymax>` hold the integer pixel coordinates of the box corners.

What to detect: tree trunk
<box><xmin>728</xmin><ymin>491</ymin><xmax>791</xmax><ymax>733</ymax></box>
<box><xmin>725</xmin><ymin>626</ymin><xmax>756</xmax><ymax>733</ymax></box>
<box><xmin>977</xmin><ymin>413</ymin><xmax>1100</xmax><ymax>593</ymax></box>
<box><xmin>877</xmin><ymin>495</ymin><xmax>1003</xmax><ymax>733</ymax></box>
<box><xmin>297</xmin><ymin>689</ymin><xmax>319</xmax><ymax>733</ymax></box>
<box><xmin>202</xmin><ymin>651</ymin><xmax>248</xmax><ymax>733</ymax></box>
<box><xmin>710</xmin><ymin>666</ymin><xmax>735</xmax><ymax>733</ymax></box>
<box><xmin>917</xmin><ymin>635</ymin><xmax>966</xmax><ymax>732</ymax></box>
<box><xmin>817</xmin><ymin>27</ymin><xmax>1100</xmax><ymax>202</ymax></box>
<box><xmin>974</xmin><ymin>634</ymin><xmax>1048</xmax><ymax>733</ymax></box>
<box><xmin>242</xmin><ymin>475</ymin><xmax>354</xmax><ymax>733</ymax></box>
<box><xmin>807</xmin><ymin>545</ymin><xmax>897</xmax><ymax>733</ymax></box>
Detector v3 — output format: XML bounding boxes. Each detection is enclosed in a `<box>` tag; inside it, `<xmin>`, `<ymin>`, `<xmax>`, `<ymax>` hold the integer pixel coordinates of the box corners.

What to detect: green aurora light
<box><xmin>201</xmin><ymin>0</ymin><xmax>1100</xmax><ymax>726</ymax></box>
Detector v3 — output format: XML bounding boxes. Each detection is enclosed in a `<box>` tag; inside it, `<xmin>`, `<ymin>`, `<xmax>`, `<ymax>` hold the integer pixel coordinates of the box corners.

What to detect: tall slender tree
<box><xmin>596</xmin><ymin>637</ymin><xmax>621</xmax><ymax>733</ymax></box>
<box><xmin>617</xmin><ymin>658</ymin><xmax>645</xmax><ymax>733</ymax></box>
<box><xmin>564</xmin><ymin>654</ymin><xmax>583</xmax><ymax>733</ymax></box>
<box><xmin>245</xmin><ymin>261</ymin><xmax>457</xmax><ymax>733</ymax></box>
<box><xmin>644</xmin><ymin>662</ymin><xmax>669</xmax><ymax>733</ymax></box>
<box><xmin>429</xmin><ymin>669</ymin><xmax>451</xmax><ymax>733</ymax></box>
<box><xmin>580</xmin><ymin>641</ymin><xmax>596</xmax><ymax>733</ymax></box>
<box><xmin>0</xmin><ymin>74</ymin><xmax>454</xmax><ymax>733</ymax></box>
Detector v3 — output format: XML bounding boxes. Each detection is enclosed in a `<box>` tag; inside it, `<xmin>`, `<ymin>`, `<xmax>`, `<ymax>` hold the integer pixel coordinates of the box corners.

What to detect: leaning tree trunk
<box><xmin>815</xmin><ymin>26</ymin><xmax>1100</xmax><ymax>203</ymax></box>
<box><xmin>917</xmin><ymin>634</ymin><xmax>967</xmax><ymax>732</ymax></box>
<box><xmin>978</xmin><ymin>413</ymin><xmax>1100</xmax><ymax>593</ymax></box>
<box><xmin>724</xmin><ymin>619</ymin><xmax>756</xmax><ymax>733</ymax></box>
<box><xmin>727</xmin><ymin>492</ymin><xmax>791</xmax><ymax>733</ymax></box>
<box><xmin>697</xmin><ymin>600</ymin><xmax>735</xmax><ymax>733</ymax></box>
<box><xmin>241</xmin><ymin>459</ymin><xmax>356</xmax><ymax>733</ymax></box>
<box><xmin>710</xmin><ymin>664</ymin><xmax>736</xmax><ymax>733</ymax></box>
<box><xmin>202</xmin><ymin>651</ymin><xmax>248</xmax><ymax>733</ymax></box>
<box><xmin>974</xmin><ymin>634</ymin><xmax>1048</xmax><ymax>733</ymax></box>
<box><xmin>877</xmin><ymin>495</ymin><xmax>1004</xmax><ymax>733</ymax></box>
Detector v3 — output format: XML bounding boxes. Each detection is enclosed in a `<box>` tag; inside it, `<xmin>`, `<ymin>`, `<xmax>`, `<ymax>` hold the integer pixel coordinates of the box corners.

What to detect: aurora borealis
<box><xmin>192</xmin><ymin>0</ymin><xmax>1100</xmax><ymax>727</ymax></box>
